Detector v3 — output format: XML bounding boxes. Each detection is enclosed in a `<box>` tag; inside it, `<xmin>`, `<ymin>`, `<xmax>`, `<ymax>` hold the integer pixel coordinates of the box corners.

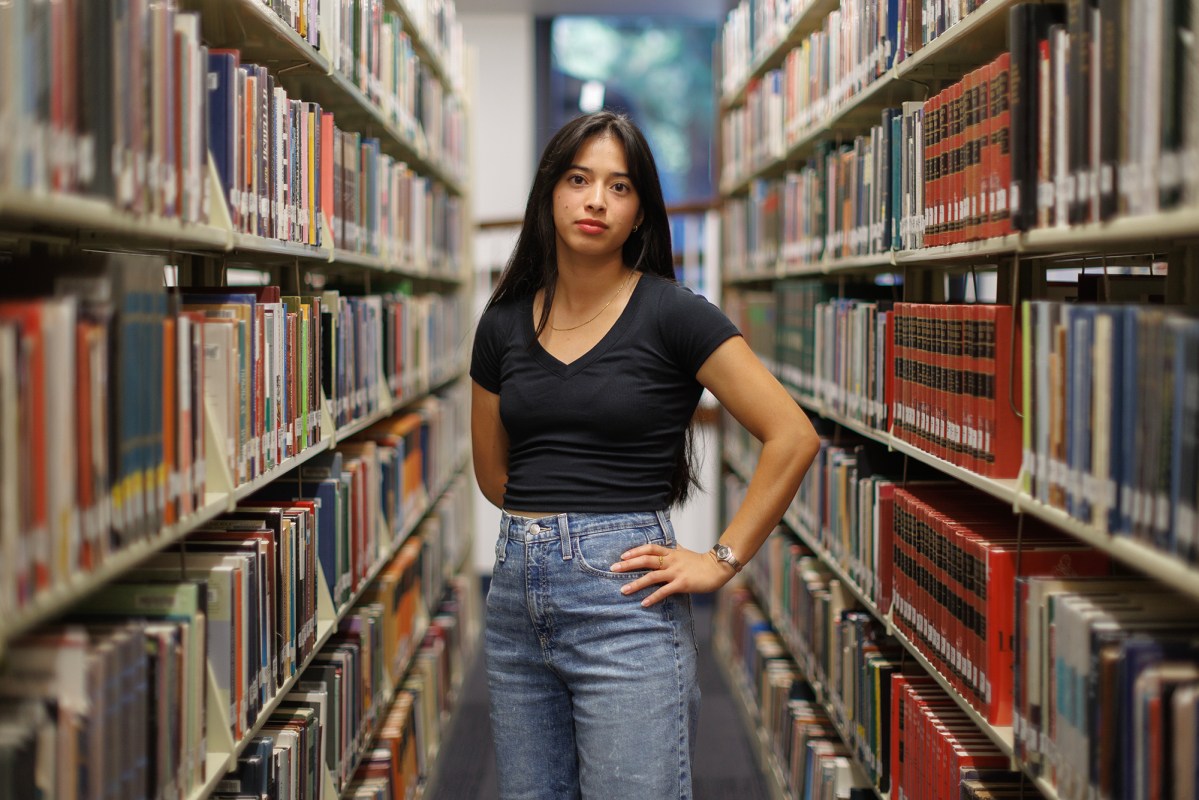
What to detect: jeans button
<box><xmin>529</xmin><ymin>523</ymin><xmax>541</xmax><ymax>534</ymax></box>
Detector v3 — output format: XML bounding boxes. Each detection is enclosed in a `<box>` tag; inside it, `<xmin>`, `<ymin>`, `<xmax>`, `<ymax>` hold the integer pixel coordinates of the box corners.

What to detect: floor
<box><xmin>427</xmin><ymin>595</ymin><xmax>771</xmax><ymax>800</ymax></box>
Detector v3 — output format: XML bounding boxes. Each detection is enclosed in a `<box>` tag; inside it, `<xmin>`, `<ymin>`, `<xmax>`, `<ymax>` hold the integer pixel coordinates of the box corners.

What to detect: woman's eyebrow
<box><xmin>567</xmin><ymin>164</ymin><xmax>632</xmax><ymax>180</ymax></box>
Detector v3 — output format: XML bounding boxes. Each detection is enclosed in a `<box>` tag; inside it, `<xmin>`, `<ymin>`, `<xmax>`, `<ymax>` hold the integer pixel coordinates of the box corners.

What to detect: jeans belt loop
<box><xmin>557</xmin><ymin>513</ymin><xmax>572</xmax><ymax>561</ymax></box>
<box><xmin>655</xmin><ymin>509</ymin><xmax>672</xmax><ymax>545</ymax></box>
<box><xmin>496</xmin><ymin>514</ymin><xmax>511</xmax><ymax>564</ymax></box>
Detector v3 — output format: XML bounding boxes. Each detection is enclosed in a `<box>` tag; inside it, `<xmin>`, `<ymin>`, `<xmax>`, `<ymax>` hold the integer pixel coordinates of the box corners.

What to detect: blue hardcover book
<box><xmin>884</xmin><ymin>0</ymin><xmax>901</xmax><ymax>70</ymax></box>
<box><xmin>1119</xmin><ymin>307</ymin><xmax>1141</xmax><ymax>535</ymax></box>
<box><xmin>235</xmin><ymin>736</ymin><xmax>273</xmax><ymax>797</ymax></box>
<box><xmin>1118</xmin><ymin>634</ymin><xmax>1199</xmax><ymax>800</ymax></box>
<box><xmin>254</xmin><ymin>477</ymin><xmax>343</xmax><ymax>608</ymax></box>
<box><xmin>1154</xmin><ymin>319</ymin><xmax>1180</xmax><ymax>553</ymax></box>
<box><xmin>1100</xmin><ymin>306</ymin><xmax>1127</xmax><ymax>534</ymax></box>
<box><xmin>1169</xmin><ymin>319</ymin><xmax>1199</xmax><ymax>563</ymax></box>
<box><xmin>207</xmin><ymin>51</ymin><xmax>239</xmax><ymax>226</ymax></box>
<box><xmin>1068</xmin><ymin>306</ymin><xmax>1094</xmax><ymax>522</ymax></box>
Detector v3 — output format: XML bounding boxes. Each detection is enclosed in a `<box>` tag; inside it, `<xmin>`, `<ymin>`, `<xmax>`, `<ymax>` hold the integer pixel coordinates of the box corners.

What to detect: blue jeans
<box><xmin>485</xmin><ymin>510</ymin><xmax>701</xmax><ymax>800</ymax></box>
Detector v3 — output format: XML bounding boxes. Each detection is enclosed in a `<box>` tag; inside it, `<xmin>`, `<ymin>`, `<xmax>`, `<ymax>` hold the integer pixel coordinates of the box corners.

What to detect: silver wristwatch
<box><xmin>710</xmin><ymin>543</ymin><xmax>743</xmax><ymax>572</ymax></box>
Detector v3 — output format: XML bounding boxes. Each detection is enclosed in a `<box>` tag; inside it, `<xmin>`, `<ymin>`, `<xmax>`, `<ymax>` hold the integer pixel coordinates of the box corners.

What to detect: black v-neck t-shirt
<box><xmin>470</xmin><ymin>273</ymin><xmax>741</xmax><ymax>512</ymax></box>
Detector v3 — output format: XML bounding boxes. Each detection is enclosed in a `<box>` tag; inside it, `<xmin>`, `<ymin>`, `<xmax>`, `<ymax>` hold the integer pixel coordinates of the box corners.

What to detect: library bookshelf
<box><xmin>717</xmin><ymin>1</ymin><xmax>1199</xmax><ymax>799</ymax></box>
<box><xmin>0</xmin><ymin>2</ymin><xmax>479</xmax><ymax>799</ymax></box>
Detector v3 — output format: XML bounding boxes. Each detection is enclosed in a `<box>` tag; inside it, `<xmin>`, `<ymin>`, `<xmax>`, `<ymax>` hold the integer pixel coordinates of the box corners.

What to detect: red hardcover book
<box><xmin>990</xmin><ymin>54</ymin><xmax>1013</xmax><ymax>240</ymax></box>
<box><xmin>936</xmin><ymin>87</ymin><xmax>951</xmax><ymax>248</ymax></box>
<box><xmin>959</xmin><ymin>305</ymin><xmax>980</xmax><ymax>475</ymax></box>
<box><xmin>934</xmin><ymin>303</ymin><xmax>951</xmax><ymax>463</ymax></box>
<box><xmin>876</xmin><ymin>481</ymin><xmax>896</xmax><ymax>614</ymax></box>
<box><xmin>952</xmin><ymin>79</ymin><xmax>967</xmax><ymax>246</ymax></box>
<box><xmin>955</xmin><ymin>73</ymin><xmax>971</xmax><ymax>246</ymax></box>
<box><xmin>902</xmin><ymin>304</ymin><xmax>921</xmax><ymax>452</ymax></box>
<box><xmin>925</xmin><ymin>92</ymin><xmax>942</xmax><ymax>248</ymax></box>
<box><xmin>918</xmin><ymin>304</ymin><xmax>936</xmax><ymax>457</ymax></box>
<box><xmin>0</xmin><ymin>303</ymin><xmax>48</xmax><ymax>597</ymax></box>
<box><xmin>983</xmin><ymin>304</ymin><xmax>1024</xmax><ymax>477</ymax></box>
<box><xmin>975</xmin><ymin>64</ymin><xmax>992</xmax><ymax>242</ymax></box>
<box><xmin>891</xmin><ymin>304</ymin><xmax>908</xmax><ymax>441</ymax></box>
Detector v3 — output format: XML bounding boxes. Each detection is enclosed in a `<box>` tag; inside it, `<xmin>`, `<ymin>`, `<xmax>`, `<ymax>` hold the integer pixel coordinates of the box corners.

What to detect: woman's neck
<box><xmin>552</xmin><ymin>260</ymin><xmax>630</xmax><ymax>307</ymax></box>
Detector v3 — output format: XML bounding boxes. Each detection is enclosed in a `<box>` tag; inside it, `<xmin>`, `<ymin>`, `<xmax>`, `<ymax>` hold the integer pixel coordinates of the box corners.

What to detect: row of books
<box><xmin>733</xmin><ymin>277</ymin><xmax>1199</xmax><ymax>562</ymax></box>
<box><xmin>1014</xmin><ymin>576</ymin><xmax>1199</xmax><ymax>800</ymax></box>
<box><xmin>1023</xmin><ymin>300</ymin><xmax>1199</xmax><ymax>561</ymax></box>
<box><xmin>0</xmin><ymin>1</ymin><xmax>466</xmax><ymax>260</ymax></box>
<box><xmin>724</xmin><ymin>2</ymin><xmax>1199</xmax><ymax>250</ymax></box>
<box><xmin>0</xmin><ymin>259</ymin><xmax>468</xmax><ymax>621</ymax></box>
<box><xmin>397</xmin><ymin>0</ymin><xmax>466</xmax><ymax>92</ymax></box>
<box><xmin>325</xmin><ymin>0</ymin><xmax>465</xmax><ymax>172</ymax></box>
<box><xmin>0</xmin><ymin>423</ymin><xmax>473</xmax><ymax>800</ymax></box>
<box><xmin>0</xmin><ymin>582</ymin><xmax>210</xmax><ymax>800</ymax></box>
<box><xmin>726</xmin><ymin>51</ymin><xmax>1015</xmax><ymax>269</ymax></box>
<box><xmin>716</xmin><ymin>586</ymin><xmax>875</xmax><ymax>800</ymax></box>
<box><xmin>342</xmin><ymin>574</ymin><xmax>480</xmax><ymax>800</ymax></box>
<box><xmin>742</xmin><ymin>527</ymin><xmax>1028</xmax><ymax>798</ymax></box>
<box><xmin>890</xmin><ymin>484</ymin><xmax>1111</xmax><ymax>725</ymax></box>
<box><xmin>720</xmin><ymin>0</ymin><xmax>809</xmax><ymax>97</ymax></box>
<box><xmin>724</xmin><ymin>440</ymin><xmax>1126</xmax><ymax>741</ymax></box>
<box><xmin>209</xmin><ymin>49</ymin><xmax>463</xmax><ymax>268</ymax></box>
<box><xmin>722</xmin><ymin>0</ymin><xmax>894</xmax><ymax>184</ymax></box>
<box><xmin>748</xmin><ymin>2</ymin><xmax>1199</xmax><ymax>244</ymax></box>
<box><xmin>275</xmin><ymin>385</ymin><xmax>468</xmax><ymax>615</ymax></box>
<box><xmin>213</xmin><ymin>538</ymin><xmax>478</xmax><ymax>800</ymax></box>
<box><xmin>729</xmin><ymin>285</ymin><xmax>1024</xmax><ymax>478</ymax></box>
<box><xmin>263</xmin><ymin>0</ymin><xmax>322</xmax><ymax>48</ymax></box>
<box><xmin>0</xmin><ymin>1</ymin><xmax>211</xmax><ymax>216</ymax></box>
<box><xmin>717</xmin><ymin>583</ymin><xmax>1040</xmax><ymax>800</ymax></box>
<box><xmin>890</xmin><ymin>674</ymin><xmax>1028</xmax><ymax>800</ymax></box>
<box><xmin>0</xmin><ymin>254</ymin><xmax>209</xmax><ymax>611</ymax></box>
<box><xmin>722</xmin><ymin>0</ymin><xmax>993</xmax><ymax>100</ymax></box>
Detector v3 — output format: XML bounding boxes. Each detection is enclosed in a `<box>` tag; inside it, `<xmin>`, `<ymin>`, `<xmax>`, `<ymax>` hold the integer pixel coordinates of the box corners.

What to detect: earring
<box><xmin>633</xmin><ymin>225</ymin><xmax>640</xmax><ymax>233</ymax></box>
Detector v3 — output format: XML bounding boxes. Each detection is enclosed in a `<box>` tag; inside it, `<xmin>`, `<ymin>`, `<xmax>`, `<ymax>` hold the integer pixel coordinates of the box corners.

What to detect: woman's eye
<box><xmin>568</xmin><ymin>174</ymin><xmax>585</xmax><ymax>186</ymax></box>
<box><xmin>612</xmin><ymin>182</ymin><xmax>629</xmax><ymax>193</ymax></box>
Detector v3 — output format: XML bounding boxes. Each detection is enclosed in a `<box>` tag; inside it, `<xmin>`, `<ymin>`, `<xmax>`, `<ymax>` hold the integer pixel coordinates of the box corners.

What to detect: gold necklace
<box><xmin>549</xmin><ymin>270</ymin><xmax>635</xmax><ymax>332</ymax></box>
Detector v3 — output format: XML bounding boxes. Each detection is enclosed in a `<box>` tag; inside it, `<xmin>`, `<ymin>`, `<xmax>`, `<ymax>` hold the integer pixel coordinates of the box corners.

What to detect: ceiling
<box><xmin>454</xmin><ymin>0</ymin><xmax>732</xmax><ymax>20</ymax></box>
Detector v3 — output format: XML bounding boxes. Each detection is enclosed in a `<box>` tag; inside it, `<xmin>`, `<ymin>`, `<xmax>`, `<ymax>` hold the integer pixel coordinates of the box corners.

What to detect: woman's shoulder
<box><xmin>477</xmin><ymin>292</ymin><xmax>528</xmax><ymax>337</ymax></box>
<box><xmin>641</xmin><ymin>273</ymin><xmax>723</xmax><ymax>316</ymax></box>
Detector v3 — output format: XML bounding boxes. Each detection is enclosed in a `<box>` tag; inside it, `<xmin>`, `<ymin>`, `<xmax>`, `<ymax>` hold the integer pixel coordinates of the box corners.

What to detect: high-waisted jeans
<box><xmin>485</xmin><ymin>510</ymin><xmax>701</xmax><ymax>800</ymax></box>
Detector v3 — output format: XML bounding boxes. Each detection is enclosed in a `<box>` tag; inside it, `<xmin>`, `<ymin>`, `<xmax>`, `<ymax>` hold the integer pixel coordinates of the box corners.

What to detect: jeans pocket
<box><xmin>574</xmin><ymin>525</ymin><xmax>665</xmax><ymax>578</ymax></box>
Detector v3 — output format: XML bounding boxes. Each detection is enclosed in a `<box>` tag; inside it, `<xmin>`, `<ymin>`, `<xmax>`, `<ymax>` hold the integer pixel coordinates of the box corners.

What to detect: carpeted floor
<box><xmin>428</xmin><ymin>594</ymin><xmax>770</xmax><ymax>799</ymax></box>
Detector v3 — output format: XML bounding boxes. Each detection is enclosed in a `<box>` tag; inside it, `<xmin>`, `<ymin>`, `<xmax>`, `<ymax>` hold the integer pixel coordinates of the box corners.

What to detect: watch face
<box><xmin>715</xmin><ymin>544</ymin><xmax>732</xmax><ymax>560</ymax></box>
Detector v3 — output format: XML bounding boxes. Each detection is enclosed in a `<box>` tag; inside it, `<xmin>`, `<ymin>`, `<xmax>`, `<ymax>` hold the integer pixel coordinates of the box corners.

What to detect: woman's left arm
<box><xmin>612</xmin><ymin>335</ymin><xmax>821</xmax><ymax>605</ymax></box>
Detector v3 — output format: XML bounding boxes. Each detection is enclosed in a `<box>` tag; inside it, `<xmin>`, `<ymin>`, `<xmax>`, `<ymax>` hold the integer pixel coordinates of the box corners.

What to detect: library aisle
<box><xmin>428</xmin><ymin>595</ymin><xmax>771</xmax><ymax>800</ymax></box>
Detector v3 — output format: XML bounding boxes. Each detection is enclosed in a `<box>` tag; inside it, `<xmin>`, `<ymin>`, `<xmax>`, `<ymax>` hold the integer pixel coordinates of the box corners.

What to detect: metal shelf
<box><xmin>0</xmin><ymin>190</ymin><xmax>230</xmax><ymax>251</ymax></box>
<box><xmin>1022</xmin><ymin>206</ymin><xmax>1199</xmax><ymax>253</ymax></box>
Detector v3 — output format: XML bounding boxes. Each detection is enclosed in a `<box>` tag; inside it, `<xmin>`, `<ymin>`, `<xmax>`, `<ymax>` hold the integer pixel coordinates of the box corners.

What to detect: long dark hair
<box><xmin>488</xmin><ymin>110</ymin><xmax>700</xmax><ymax>506</ymax></box>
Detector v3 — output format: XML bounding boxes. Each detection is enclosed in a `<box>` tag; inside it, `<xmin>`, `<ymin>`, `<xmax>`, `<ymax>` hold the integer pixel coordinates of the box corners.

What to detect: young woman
<box><xmin>470</xmin><ymin>110</ymin><xmax>819</xmax><ymax>799</ymax></box>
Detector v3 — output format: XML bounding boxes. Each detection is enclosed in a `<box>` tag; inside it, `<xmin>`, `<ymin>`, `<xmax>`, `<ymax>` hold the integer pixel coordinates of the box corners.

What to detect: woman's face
<box><xmin>551</xmin><ymin>133</ymin><xmax>644</xmax><ymax>263</ymax></box>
